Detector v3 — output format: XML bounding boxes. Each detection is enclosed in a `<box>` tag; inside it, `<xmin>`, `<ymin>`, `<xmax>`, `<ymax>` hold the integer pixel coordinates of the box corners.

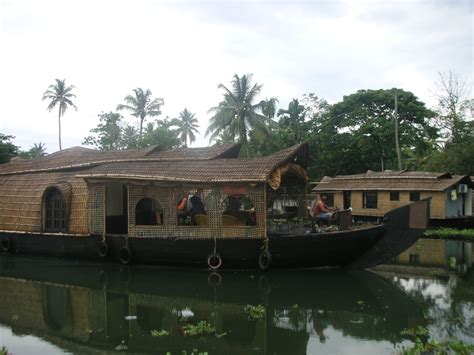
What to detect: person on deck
<box><xmin>312</xmin><ymin>194</ymin><xmax>336</xmax><ymax>224</ymax></box>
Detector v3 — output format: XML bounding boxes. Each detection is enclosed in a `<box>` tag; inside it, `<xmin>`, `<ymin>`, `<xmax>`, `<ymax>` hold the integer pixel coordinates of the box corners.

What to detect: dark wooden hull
<box><xmin>0</xmin><ymin>199</ymin><xmax>431</xmax><ymax>269</ymax></box>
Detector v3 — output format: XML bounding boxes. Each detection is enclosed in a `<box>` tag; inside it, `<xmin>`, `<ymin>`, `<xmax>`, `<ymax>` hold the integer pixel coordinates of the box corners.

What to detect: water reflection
<box><xmin>0</xmin><ymin>253</ymin><xmax>472</xmax><ymax>354</ymax></box>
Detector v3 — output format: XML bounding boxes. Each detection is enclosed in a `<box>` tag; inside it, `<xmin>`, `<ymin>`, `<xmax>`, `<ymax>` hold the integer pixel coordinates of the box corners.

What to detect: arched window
<box><xmin>222</xmin><ymin>194</ymin><xmax>256</xmax><ymax>226</ymax></box>
<box><xmin>135</xmin><ymin>198</ymin><xmax>163</xmax><ymax>225</ymax></box>
<box><xmin>44</xmin><ymin>188</ymin><xmax>67</xmax><ymax>232</ymax></box>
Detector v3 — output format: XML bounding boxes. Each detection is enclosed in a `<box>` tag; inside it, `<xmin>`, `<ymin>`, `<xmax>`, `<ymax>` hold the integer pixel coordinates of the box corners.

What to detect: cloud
<box><xmin>0</xmin><ymin>0</ymin><xmax>472</xmax><ymax>151</ymax></box>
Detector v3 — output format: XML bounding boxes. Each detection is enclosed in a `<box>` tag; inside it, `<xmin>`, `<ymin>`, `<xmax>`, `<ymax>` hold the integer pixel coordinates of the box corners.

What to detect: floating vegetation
<box><xmin>115</xmin><ymin>340</ymin><xmax>128</xmax><ymax>351</ymax></box>
<box><xmin>400</xmin><ymin>338</ymin><xmax>474</xmax><ymax>354</ymax></box>
<box><xmin>400</xmin><ymin>326</ymin><xmax>429</xmax><ymax>337</ymax></box>
<box><xmin>182</xmin><ymin>321</ymin><xmax>215</xmax><ymax>336</ymax></box>
<box><xmin>244</xmin><ymin>304</ymin><xmax>265</xmax><ymax>320</ymax></box>
<box><xmin>151</xmin><ymin>329</ymin><xmax>169</xmax><ymax>337</ymax></box>
<box><xmin>0</xmin><ymin>347</ymin><xmax>8</xmax><ymax>355</ymax></box>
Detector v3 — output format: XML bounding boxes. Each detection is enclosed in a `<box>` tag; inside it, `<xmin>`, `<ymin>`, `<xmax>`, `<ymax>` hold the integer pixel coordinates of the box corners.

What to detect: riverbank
<box><xmin>423</xmin><ymin>227</ymin><xmax>474</xmax><ymax>241</ymax></box>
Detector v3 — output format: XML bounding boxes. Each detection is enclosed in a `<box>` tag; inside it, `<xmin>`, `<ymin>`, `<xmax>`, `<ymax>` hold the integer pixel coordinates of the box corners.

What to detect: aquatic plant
<box><xmin>151</xmin><ymin>329</ymin><xmax>169</xmax><ymax>337</ymax></box>
<box><xmin>182</xmin><ymin>321</ymin><xmax>215</xmax><ymax>336</ymax></box>
<box><xmin>400</xmin><ymin>326</ymin><xmax>429</xmax><ymax>337</ymax></box>
<box><xmin>244</xmin><ymin>304</ymin><xmax>265</xmax><ymax>320</ymax></box>
<box><xmin>0</xmin><ymin>347</ymin><xmax>8</xmax><ymax>355</ymax></box>
<box><xmin>424</xmin><ymin>228</ymin><xmax>474</xmax><ymax>240</ymax></box>
<box><xmin>400</xmin><ymin>338</ymin><xmax>474</xmax><ymax>354</ymax></box>
<box><xmin>115</xmin><ymin>340</ymin><xmax>128</xmax><ymax>351</ymax></box>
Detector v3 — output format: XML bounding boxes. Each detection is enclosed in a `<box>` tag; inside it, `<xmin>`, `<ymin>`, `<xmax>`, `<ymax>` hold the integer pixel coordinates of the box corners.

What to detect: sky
<box><xmin>0</xmin><ymin>0</ymin><xmax>472</xmax><ymax>152</ymax></box>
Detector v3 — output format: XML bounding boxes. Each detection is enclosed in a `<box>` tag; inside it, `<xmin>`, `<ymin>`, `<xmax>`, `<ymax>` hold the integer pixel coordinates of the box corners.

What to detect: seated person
<box><xmin>312</xmin><ymin>194</ymin><xmax>336</xmax><ymax>224</ymax></box>
<box><xmin>177</xmin><ymin>195</ymin><xmax>190</xmax><ymax>224</ymax></box>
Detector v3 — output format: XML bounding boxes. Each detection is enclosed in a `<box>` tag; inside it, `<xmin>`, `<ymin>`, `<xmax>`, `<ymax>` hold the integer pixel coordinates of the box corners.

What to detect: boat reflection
<box><xmin>0</xmin><ymin>256</ymin><xmax>425</xmax><ymax>354</ymax></box>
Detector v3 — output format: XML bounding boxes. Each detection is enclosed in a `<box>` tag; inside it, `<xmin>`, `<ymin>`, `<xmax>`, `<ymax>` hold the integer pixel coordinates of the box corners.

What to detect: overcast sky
<box><xmin>0</xmin><ymin>0</ymin><xmax>472</xmax><ymax>152</ymax></box>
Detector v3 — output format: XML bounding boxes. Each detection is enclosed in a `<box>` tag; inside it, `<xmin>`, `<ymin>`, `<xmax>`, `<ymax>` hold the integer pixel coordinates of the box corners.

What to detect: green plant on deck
<box><xmin>244</xmin><ymin>304</ymin><xmax>266</xmax><ymax>320</ymax></box>
<box><xmin>151</xmin><ymin>329</ymin><xmax>169</xmax><ymax>337</ymax></box>
<box><xmin>182</xmin><ymin>321</ymin><xmax>215</xmax><ymax>336</ymax></box>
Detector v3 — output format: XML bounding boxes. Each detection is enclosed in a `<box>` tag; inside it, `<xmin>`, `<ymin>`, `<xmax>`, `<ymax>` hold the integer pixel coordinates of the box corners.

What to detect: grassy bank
<box><xmin>424</xmin><ymin>228</ymin><xmax>474</xmax><ymax>241</ymax></box>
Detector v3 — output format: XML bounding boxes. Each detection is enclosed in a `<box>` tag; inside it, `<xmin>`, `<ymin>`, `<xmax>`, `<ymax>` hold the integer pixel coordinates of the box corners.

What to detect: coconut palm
<box><xmin>206</xmin><ymin>74</ymin><xmax>270</xmax><ymax>157</ymax></box>
<box><xmin>29</xmin><ymin>143</ymin><xmax>48</xmax><ymax>158</ymax></box>
<box><xmin>117</xmin><ymin>88</ymin><xmax>164</xmax><ymax>139</ymax></box>
<box><xmin>42</xmin><ymin>79</ymin><xmax>77</xmax><ymax>151</ymax></box>
<box><xmin>171</xmin><ymin>108</ymin><xmax>200</xmax><ymax>147</ymax></box>
<box><xmin>260</xmin><ymin>97</ymin><xmax>279</xmax><ymax>119</ymax></box>
<box><xmin>278</xmin><ymin>99</ymin><xmax>306</xmax><ymax>144</ymax></box>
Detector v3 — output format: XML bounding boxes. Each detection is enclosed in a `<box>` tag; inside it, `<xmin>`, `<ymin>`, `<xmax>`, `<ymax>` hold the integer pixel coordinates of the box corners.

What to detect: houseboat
<box><xmin>0</xmin><ymin>143</ymin><xmax>430</xmax><ymax>269</ymax></box>
<box><xmin>313</xmin><ymin>171</ymin><xmax>473</xmax><ymax>227</ymax></box>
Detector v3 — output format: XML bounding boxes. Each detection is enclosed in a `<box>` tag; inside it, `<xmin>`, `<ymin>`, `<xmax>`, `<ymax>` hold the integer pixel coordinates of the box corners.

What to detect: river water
<box><xmin>0</xmin><ymin>238</ymin><xmax>472</xmax><ymax>355</ymax></box>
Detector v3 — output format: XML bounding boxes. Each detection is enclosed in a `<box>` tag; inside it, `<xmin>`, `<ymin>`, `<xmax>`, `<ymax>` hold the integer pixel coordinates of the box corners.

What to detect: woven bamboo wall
<box><xmin>0</xmin><ymin>172</ymin><xmax>89</xmax><ymax>233</ymax></box>
<box><xmin>87</xmin><ymin>181</ymin><xmax>266</xmax><ymax>239</ymax></box>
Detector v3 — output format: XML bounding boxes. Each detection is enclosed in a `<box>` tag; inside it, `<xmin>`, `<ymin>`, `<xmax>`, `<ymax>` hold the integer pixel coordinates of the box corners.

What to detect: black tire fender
<box><xmin>119</xmin><ymin>246</ymin><xmax>132</xmax><ymax>265</ymax></box>
<box><xmin>258</xmin><ymin>250</ymin><xmax>272</xmax><ymax>270</ymax></box>
<box><xmin>207</xmin><ymin>253</ymin><xmax>222</xmax><ymax>270</ymax></box>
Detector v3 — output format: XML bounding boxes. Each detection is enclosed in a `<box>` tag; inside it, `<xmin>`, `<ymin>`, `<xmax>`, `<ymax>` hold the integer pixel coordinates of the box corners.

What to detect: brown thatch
<box><xmin>0</xmin><ymin>143</ymin><xmax>308</xmax><ymax>235</ymax></box>
<box><xmin>0</xmin><ymin>143</ymin><xmax>241</xmax><ymax>176</ymax></box>
<box><xmin>313</xmin><ymin>170</ymin><xmax>473</xmax><ymax>192</ymax></box>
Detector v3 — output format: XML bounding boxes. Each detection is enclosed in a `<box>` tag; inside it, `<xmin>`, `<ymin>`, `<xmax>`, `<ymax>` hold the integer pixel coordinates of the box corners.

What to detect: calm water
<box><xmin>0</xmin><ymin>239</ymin><xmax>472</xmax><ymax>355</ymax></box>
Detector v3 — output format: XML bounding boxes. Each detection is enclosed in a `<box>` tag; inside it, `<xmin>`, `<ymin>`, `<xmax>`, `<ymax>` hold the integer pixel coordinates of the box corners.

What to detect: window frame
<box><xmin>44</xmin><ymin>188</ymin><xmax>67</xmax><ymax>233</ymax></box>
<box><xmin>362</xmin><ymin>191</ymin><xmax>378</xmax><ymax>209</ymax></box>
<box><xmin>389</xmin><ymin>191</ymin><xmax>400</xmax><ymax>201</ymax></box>
<box><xmin>409</xmin><ymin>191</ymin><xmax>420</xmax><ymax>201</ymax></box>
<box><xmin>135</xmin><ymin>197</ymin><xmax>163</xmax><ymax>226</ymax></box>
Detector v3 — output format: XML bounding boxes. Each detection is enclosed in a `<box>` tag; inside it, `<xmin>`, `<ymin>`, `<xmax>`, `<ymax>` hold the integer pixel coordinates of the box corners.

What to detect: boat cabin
<box><xmin>313</xmin><ymin>171</ymin><xmax>473</xmax><ymax>222</ymax></box>
<box><xmin>0</xmin><ymin>143</ymin><xmax>309</xmax><ymax>239</ymax></box>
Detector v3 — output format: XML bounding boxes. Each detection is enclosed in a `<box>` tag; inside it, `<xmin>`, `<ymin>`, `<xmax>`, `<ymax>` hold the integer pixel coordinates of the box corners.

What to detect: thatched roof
<box><xmin>76</xmin><ymin>143</ymin><xmax>309</xmax><ymax>187</ymax></box>
<box><xmin>313</xmin><ymin>170</ymin><xmax>473</xmax><ymax>192</ymax></box>
<box><xmin>0</xmin><ymin>143</ymin><xmax>241</xmax><ymax>175</ymax></box>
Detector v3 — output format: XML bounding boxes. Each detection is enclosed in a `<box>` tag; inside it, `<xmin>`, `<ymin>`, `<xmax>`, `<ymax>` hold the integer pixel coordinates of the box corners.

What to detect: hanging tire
<box><xmin>98</xmin><ymin>241</ymin><xmax>109</xmax><ymax>257</ymax></box>
<box><xmin>1</xmin><ymin>237</ymin><xmax>11</xmax><ymax>253</ymax></box>
<box><xmin>119</xmin><ymin>246</ymin><xmax>132</xmax><ymax>265</ymax></box>
<box><xmin>207</xmin><ymin>253</ymin><xmax>222</xmax><ymax>270</ymax></box>
<box><xmin>258</xmin><ymin>250</ymin><xmax>272</xmax><ymax>270</ymax></box>
<box><xmin>207</xmin><ymin>272</ymin><xmax>222</xmax><ymax>286</ymax></box>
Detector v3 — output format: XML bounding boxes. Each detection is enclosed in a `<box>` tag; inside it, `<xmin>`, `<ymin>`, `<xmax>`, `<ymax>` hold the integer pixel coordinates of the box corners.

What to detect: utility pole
<box><xmin>394</xmin><ymin>92</ymin><xmax>402</xmax><ymax>170</ymax></box>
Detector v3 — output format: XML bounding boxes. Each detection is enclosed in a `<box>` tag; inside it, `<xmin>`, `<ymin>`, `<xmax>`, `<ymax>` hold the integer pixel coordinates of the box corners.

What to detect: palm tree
<box><xmin>42</xmin><ymin>79</ymin><xmax>77</xmax><ymax>151</ymax></box>
<box><xmin>206</xmin><ymin>74</ymin><xmax>270</xmax><ymax>157</ymax></box>
<box><xmin>171</xmin><ymin>108</ymin><xmax>200</xmax><ymax>147</ymax></box>
<box><xmin>29</xmin><ymin>143</ymin><xmax>48</xmax><ymax>158</ymax></box>
<box><xmin>278</xmin><ymin>99</ymin><xmax>306</xmax><ymax>144</ymax></box>
<box><xmin>117</xmin><ymin>88</ymin><xmax>164</xmax><ymax>139</ymax></box>
<box><xmin>260</xmin><ymin>97</ymin><xmax>279</xmax><ymax>119</ymax></box>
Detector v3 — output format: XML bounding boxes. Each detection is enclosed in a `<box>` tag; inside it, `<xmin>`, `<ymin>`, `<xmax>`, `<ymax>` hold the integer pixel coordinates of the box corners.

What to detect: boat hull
<box><xmin>0</xmin><ymin>226</ymin><xmax>383</xmax><ymax>269</ymax></box>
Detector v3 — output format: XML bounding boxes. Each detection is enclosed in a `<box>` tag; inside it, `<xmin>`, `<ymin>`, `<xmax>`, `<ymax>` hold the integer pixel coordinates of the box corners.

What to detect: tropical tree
<box><xmin>170</xmin><ymin>108</ymin><xmax>200</xmax><ymax>147</ymax></box>
<box><xmin>206</xmin><ymin>74</ymin><xmax>271</xmax><ymax>157</ymax></box>
<box><xmin>42</xmin><ymin>79</ymin><xmax>77</xmax><ymax>151</ymax></box>
<box><xmin>83</xmin><ymin>112</ymin><xmax>123</xmax><ymax>150</ymax></box>
<box><xmin>29</xmin><ymin>143</ymin><xmax>48</xmax><ymax>158</ymax></box>
<box><xmin>277</xmin><ymin>99</ymin><xmax>307</xmax><ymax>145</ymax></box>
<box><xmin>260</xmin><ymin>97</ymin><xmax>279</xmax><ymax>119</ymax></box>
<box><xmin>116</xmin><ymin>88</ymin><xmax>164</xmax><ymax>139</ymax></box>
<box><xmin>0</xmin><ymin>133</ymin><xmax>18</xmax><ymax>163</ymax></box>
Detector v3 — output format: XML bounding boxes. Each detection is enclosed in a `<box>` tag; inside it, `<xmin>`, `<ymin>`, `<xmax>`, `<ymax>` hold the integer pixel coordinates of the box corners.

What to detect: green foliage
<box><xmin>115</xmin><ymin>340</ymin><xmax>128</xmax><ymax>351</ymax></box>
<box><xmin>117</xmin><ymin>88</ymin><xmax>164</xmax><ymax>138</ymax></box>
<box><xmin>207</xmin><ymin>73</ymin><xmax>273</xmax><ymax>157</ymax></box>
<box><xmin>83</xmin><ymin>112</ymin><xmax>123</xmax><ymax>150</ymax></box>
<box><xmin>0</xmin><ymin>133</ymin><xmax>18</xmax><ymax>164</ymax></box>
<box><xmin>244</xmin><ymin>304</ymin><xmax>265</xmax><ymax>320</ymax></box>
<box><xmin>400</xmin><ymin>338</ymin><xmax>474</xmax><ymax>355</ymax></box>
<box><xmin>42</xmin><ymin>78</ymin><xmax>77</xmax><ymax>151</ymax></box>
<box><xmin>0</xmin><ymin>346</ymin><xmax>8</xmax><ymax>355</ymax></box>
<box><xmin>400</xmin><ymin>326</ymin><xmax>429</xmax><ymax>337</ymax></box>
<box><xmin>151</xmin><ymin>329</ymin><xmax>169</xmax><ymax>337</ymax></box>
<box><xmin>170</xmin><ymin>108</ymin><xmax>200</xmax><ymax>147</ymax></box>
<box><xmin>424</xmin><ymin>228</ymin><xmax>474</xmax><ymax>239</ymax></box>
<box><xmin>182</xmin><ymin>321</ymin><xmax>215</xmax><ymax>336</ymax></box>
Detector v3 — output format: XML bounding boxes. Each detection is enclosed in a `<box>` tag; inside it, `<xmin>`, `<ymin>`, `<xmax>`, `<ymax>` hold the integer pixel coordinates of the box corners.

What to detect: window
<box><xmin>222</xmin><ymin>194</ymin><xmax>256</xmax><ymax>226</ymax></box>
<box><xmin>362</xmin><ymin>192</ymin><xmax>378</xmax><ymax>209</ymax></box>
<box><xmin>44</xmin><ymin>188</ymin><xmax>67</xmax><ymax>232</ymax></box>
<box><xmin>322</xmin><ymin>193</ymin><xmax>334</xmax><ymax>207</ymax></box>
<box><xmin>135</xmin><ymin>198</ymin><xmax>163</xmax><ymax>225</ymax></box>
<box><xmin>177</xmin><ymin>191</ymin><xmax>208</xmax><ymax>226</ymax></box>
<box><xmin>409</xmin><ymin>254</ymin><xmax>420</xmax><ymax>265</ymax></box>
<box><xmin>390</xmin><ymin>191</ymin><xmax>400</xmax><ymax>201</ymax></box>
<box><xmin>410</xmin><ymin>192</ymin><xmax>420</xmax><ymax>201</ymax></box>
